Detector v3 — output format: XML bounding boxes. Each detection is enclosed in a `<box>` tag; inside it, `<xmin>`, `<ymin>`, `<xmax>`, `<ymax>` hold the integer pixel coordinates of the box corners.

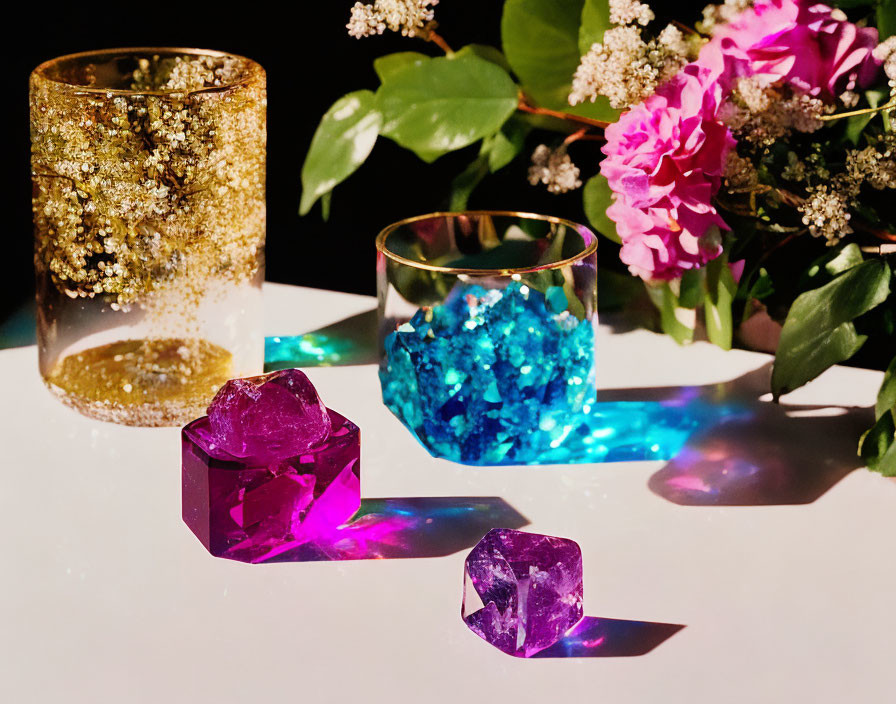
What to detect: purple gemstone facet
<box><xmin>462</xmin><ymin>528</ymin><xmax>583</xmax><ymax>657</ymax></box>
<box><xmin>207</xmin><ymin>369</ymin><xmax>332</xmax><ymax>463</ymax></box>
<box><xmin>182</xmin><ymin>370</ymin><xmax>360</xmax><ymax>564</ymax></box>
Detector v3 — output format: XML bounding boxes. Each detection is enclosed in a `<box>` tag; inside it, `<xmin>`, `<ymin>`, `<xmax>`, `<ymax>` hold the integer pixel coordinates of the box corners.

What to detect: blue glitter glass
<box><xmin>380</xmin><ymin>281</ymin><xmax>743</xmax><ymax>466</ymax></box>
<box><xmin>381</xmin><ymin>281</ymin><xmax>599</xmax><ymax>465</ymax></box>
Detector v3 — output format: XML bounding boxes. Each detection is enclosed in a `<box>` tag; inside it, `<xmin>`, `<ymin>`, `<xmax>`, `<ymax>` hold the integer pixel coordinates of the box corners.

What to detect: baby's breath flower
<box><xmin>347</xmin><ymin>0</ymin><xmax>438</xmax><ymax>39</ymax></box>
<box><xmin>846</xmin><ymin>141</ymin><xmax>896</xmax><ymax>190</ymax></box>
<box><xmin>800</xmin><ymin>183</ymin><xmax>853</xmax><ymax>245</ymax></box>
<box><xmin>723</xmin><ymin>151</ymin><xmax>758</xmax><ymax>191</ymax></box>
<box><xmin>609</xmin><ymin>0</ymin><xmax>654</xmax><ymax>26</ymax></box>
<box><xmin>781</xmin><ymin>152</ymin><xmax>807</xmax><ymax>182</ymax></box>
<box><xmin>721</xmin><ymin>78</ymin><xmax>829</xmax><ymax>144</ymax></box>
<box><xmin>528</xmin><ymin>145</ymin><xmax>582</xmax><ymax>194</ymax></box>
<box><xmin>697</xmin><ymin>0</ymin><xmax>752</xmax><ymax>35</ymax></box>
<box><xmin>874</xmin><ymin>36</ymin><xmax>896</xmax><ymax>83</ymax></box>
<box><xmin>569</xmin><ymin>25</ymin><xmax>689</xmax><ymax>109</ymax></box>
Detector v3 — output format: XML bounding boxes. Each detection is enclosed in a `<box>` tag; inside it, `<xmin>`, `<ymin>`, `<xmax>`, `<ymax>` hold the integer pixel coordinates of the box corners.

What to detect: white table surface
<box><xmin>2</xmin><ymin>283</ymin><xmax>895</xmax><ymax>703</ymax></box>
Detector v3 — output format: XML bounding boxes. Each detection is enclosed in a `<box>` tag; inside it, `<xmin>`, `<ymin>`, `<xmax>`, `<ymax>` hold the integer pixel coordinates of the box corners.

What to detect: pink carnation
<box><xmin>600</xmin><ymin>64</ymin><xmax>735</xmax><ymax>280</ymax></box>
<box><xmin>600</xmin><ymin>0</ymin><xmax>881</xmax><ymax>281</ymax></box>
<box><xmin>699</xmin><ymin>0</ymin><xmax>881</xmax><ymax>99</ymax></box>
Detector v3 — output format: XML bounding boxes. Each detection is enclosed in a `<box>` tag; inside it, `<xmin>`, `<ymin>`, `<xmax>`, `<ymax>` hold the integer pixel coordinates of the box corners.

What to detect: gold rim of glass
<box><xmin>376</xmin><ymin>211</ymin><xmax>598</xmax><ymax>276</ymax></box>
<box><xmin>31</xmin><ymin>47</ymin><xmax>260</xmax><ymax>97</ymax></box>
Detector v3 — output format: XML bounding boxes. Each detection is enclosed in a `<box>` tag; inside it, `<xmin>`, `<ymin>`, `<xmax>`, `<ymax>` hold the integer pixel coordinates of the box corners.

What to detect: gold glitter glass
<box><xmin>31</xmin><ymin>48</ymin><xmax>266</xmax><ymax>426</ymax></box>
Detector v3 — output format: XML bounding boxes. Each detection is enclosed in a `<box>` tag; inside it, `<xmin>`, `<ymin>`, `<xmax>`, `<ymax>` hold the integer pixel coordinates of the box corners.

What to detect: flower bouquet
<box><xmin>300</xmin><ymin>0</ymin><xmax>896</xmax><ymax>475</ymax></box>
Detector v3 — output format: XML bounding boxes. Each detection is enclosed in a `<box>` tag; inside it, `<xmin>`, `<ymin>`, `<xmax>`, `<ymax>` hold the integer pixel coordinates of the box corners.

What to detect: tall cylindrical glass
<box><xmin>31</xmin><ymin>48</ymin><xmax>266</xmax><ymax>426</ymax></box>
<box><xmin>377</xmin><ymin>212</ymin><xmax>598</xmax><ymax>465</ymax></box>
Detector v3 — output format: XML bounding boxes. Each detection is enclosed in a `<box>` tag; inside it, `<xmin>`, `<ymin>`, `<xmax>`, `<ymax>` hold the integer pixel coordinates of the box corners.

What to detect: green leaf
<box><xmin>501</xmin><ymin>0</ymin><xmax>618</xmax><ymax>123</ymax></box>
<box><xmin>647</xmin><ymin>282</ymin><xmax>696</xmax><ymax>345</ymax></box>
<box><xmin>373</xmin><ymin>52</ymin><xmax>428</xmax><ymax>83</ymax></box>
<box><xmin>876</xmin><ymin>355</ymin><xmax>896</xmax><ymax>419</ymax></box>
<box><xmin>879</xmin><ymin>0</ymin><xmax>896</xmax><ymax>40</ymax></box>
<box><xmin>844</xmin><ymin>91</ymin><xmax>886</xmax><ymax>144</ymax></box>
<box><xmin>320</xmin><ymin>191</ymin><xmax>332</xmax><ymax>221</ymax></box>
<box><xmin>453</xmin><ymin>44</ymin><xmax>513</xmax><ymax>73</ymax></box>
<box><xmin>300</xmin><ymin>90</ymin><xmax>382</xmax><ymax>216</ymax></box>
<box><xmin>800</xmin><ymin>243</ymin><xmax>864</xmax><ymax>290</ymax></box>
<box><xmin>859</xmin><ymin>411</ymin><xmax>896</xmax><ymax>475</ymax></box>
<box><xmin>579</xmin><ymin>0</ymin><xmax>610</xmax><ymax>54</ymax></box>
<box><xmin>449</xmin><ymin>155</ymin><xmax>489</xmax><ymax>211</ymax></box>
<box><xmin>825</xmin><ymin>243</ymin><xmax>865</xmax><ymax>276</ymax></box>
<box><xmin>582</xmin><ymin>174</ymin><xmax>621</xmax><ymax>243</ymax></box>
<box><xmin>704</xmin><ymin>257</ymin><xmax>736</xmax><ymax>350</ymax></box>
<box><xmin>678</xmin><ymin>269</ymin><xmax>705</xmax><ymax>309</ymax></box>
<box><xmin>772</xmin><ymin>259</ymin><xmax>891</xmax><ymax>398</ymax></box>
<box><xmin>746</xmin><ymin>267</ymin><xmax>774</xmax><ymax>302</ymax></box>
<box><xmin>377</xmin><ymin>54</ymin><xmax>518</xmax><ymax>163</ymax></box>
<box><xmin>486</xmin><ymin>119</ymin><xmax>529</xmax><ymax>172</ymax></box>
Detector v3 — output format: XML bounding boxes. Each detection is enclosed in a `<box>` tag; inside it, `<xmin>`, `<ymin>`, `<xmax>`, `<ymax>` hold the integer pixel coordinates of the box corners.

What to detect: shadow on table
<box><xmin>265</xmin><ymin>309</ymin><xmax>378</xmax><ymax>370</ymax></box>
<box><xmin>533</xmin><ymin>616</ymin><xmax>685</xmax><ymax>658</ymax></box>
<box><xmin>263</xmin><ymin>496</ymin><xmax>528</xmax><ymax>563</ymax></box>
<box><xmin>599</xmin><ymin>364</ymin><xmax>873</xmax><ymax>506</ymax></box>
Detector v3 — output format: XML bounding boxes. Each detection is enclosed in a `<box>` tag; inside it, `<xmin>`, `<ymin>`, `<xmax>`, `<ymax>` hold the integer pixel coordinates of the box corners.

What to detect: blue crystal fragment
<box><xmin>380</xmin><ymin>282</ymin><xmax>745</xmax><ymax>466</ymax></box>
<box><xmin>380</xmin><ymin>282</ymin><xmax>598</xmax><ymax>465</ymax></box>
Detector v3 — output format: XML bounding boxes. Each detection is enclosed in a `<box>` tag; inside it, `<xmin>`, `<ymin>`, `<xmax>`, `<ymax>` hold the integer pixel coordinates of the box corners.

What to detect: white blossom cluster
<box><xmin>697</xmin><ymin>0</ymin><xmax>753</xmax><ymax>35</ymax></box>
<box><xmin>796</xmin><ymin>135</ymin><xmax>896</xmax><ymax>243</ymax></box>
<box><xmin>873</xmin><ymin>35</ymin><xmax>896</xmax><ymax>106</ymax></box>
<box><xmin>569</xmin><ymin>22</ymin><xmax>690</xmax><ymax>109</ymax></box>
<box><xmin>609</xmin><ymin>0</ymin><xmax>654</xmax><ymax>26</ymax></box>
<box><xmin>846</xmin><ymin>140</ymin><xmax>896</xmax><ymax>191</ymax></box>
<box><xmin>723</xmin><ymin>151</ymin><xmax>759</xmax><ymax>191</ymax></box>
<box><xmin>347</xmin><ymin>0</ymin><xmax>438</xmax><ymax>39</ymax></box>
<box><xmin>721</xmin><ymin>78</ymin><xmax>830</xmax><ymax>144</ymax></box>
<box><xmin>527</xmin><ymin>145</ymin><xmax>582</xmax><ymax>194</ymax></box>
<box><xmin>800</xmin><ymin>184</ymin><xmax>853</xmax><ymax>245</ymax></box>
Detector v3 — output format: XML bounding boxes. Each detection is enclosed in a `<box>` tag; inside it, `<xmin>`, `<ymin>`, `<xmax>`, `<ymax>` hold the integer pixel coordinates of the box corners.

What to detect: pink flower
<box><xmin>699</xmin><ymin>0</ymin><xmax>881</xmax><ymax>100</ymax></box>
<box><xmin>601</xmin><ymin>64</ymin><xmax>735</xmax><ymax>280</ymax></box>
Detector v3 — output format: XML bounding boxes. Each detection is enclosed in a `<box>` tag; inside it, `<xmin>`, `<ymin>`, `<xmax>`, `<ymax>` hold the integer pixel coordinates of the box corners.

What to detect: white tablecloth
<box><xmin>1</xmin><ymin>283</ymin><xmax>893</xmax><ymax>703</ymax></box>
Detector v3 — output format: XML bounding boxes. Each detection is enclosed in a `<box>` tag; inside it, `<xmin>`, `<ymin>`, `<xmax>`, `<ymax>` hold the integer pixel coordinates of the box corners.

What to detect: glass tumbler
<box><xmin>31</xmin><ymin>48</ymin><xmax>266</xmax><ymax>426</ymax></box>
<box><xmin>376</xmin><ymin>212</ymin><xmax>598</xmax><ymax>465</ymax></box>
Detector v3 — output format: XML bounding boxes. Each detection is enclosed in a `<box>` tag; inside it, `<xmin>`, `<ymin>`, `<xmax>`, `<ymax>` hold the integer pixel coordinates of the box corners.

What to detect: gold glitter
<box><xmin>30</xmin><ymin>49</ymin><xmax>266</xmax><ymax>307</ymax></box>
<box><xmin>31</xmin><ymin>49</ymin><xmax>266</xmax><ymax>425</ymax></box>
<box><xmin>45</xmin><ymin>338</ymin><xmax>233</xmax><ymax>426</ymax></box>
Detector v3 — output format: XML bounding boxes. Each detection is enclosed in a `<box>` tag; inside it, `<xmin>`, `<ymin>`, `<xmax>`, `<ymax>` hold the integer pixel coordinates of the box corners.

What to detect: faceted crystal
<box><xmin>462</xmin><ymin>528</ymin><xmax>584</xmax><ymax>657</ymax></box>
<box><xmin>182</xmin><ymin>370</ymin><xmax>360</xmax><ymax>564</ymax></box>
<box><xmin>207</xmin><ymin>369</ymin><xmax>331</xmax><ymax>463</ymax></box>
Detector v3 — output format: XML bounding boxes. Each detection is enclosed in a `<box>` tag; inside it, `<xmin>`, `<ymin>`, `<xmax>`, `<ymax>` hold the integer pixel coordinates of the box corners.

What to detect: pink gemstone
<box><xmin>462</xmin><ymin>528</ymin><xmax>584</xmax><ymax>657</ymax></box>
<box><xmin>182</xmin><ymin>407</ymin><xmax>361</xmax><ymax>564</ymax></box>
<box><xmin>207</xmin><ymin>369</ymin><xmax>332</xmax><ymax>463</ymax></box>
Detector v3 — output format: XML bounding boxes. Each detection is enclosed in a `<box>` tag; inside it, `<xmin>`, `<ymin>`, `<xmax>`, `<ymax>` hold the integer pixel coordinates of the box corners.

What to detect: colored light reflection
<box><xmin>532</xmin><ymin>616</ymin><xmax>685</xmax><ymax>658</ymax></box>
<box><xmin>252</xmin><ymin>496</ymin><xmax>528</xmax><ymax>563</ymax></box>
<box><xmin>389</xmin><ymin>396</ymin><xmax>747</xmax><ymax>466</ymax></box>
<box><xmin>649</xmin><ymin>404</ymin><xmax>870</xmax><ymax>505</ymax></box>
<box><xmin>265</xmin><ymin>310</ymin><xmax>378</xmax><ymax>370</ymax></box>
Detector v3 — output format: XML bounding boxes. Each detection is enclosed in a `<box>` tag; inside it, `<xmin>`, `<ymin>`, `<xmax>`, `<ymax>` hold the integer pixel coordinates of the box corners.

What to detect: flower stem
<box><xmin>818</xmin><ymin>97</ymin><xmax>896</xmax><ymax>122</ymax></box>
<box><xmin>517</xmin><ymin>94</ymin><xmax>611</xmax><ymax>130</ymax></box>
<box><xmin>426</xmin><ymin>30</ymin><xmax>454</xmax><ymax>54</ymax></box>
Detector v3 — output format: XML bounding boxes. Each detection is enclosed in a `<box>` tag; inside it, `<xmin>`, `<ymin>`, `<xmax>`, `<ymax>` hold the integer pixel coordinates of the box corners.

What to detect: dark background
<box><xmin>5</xmin><ymin>1</ymin><xmax>703</xmax><ymax>334</ymax></box>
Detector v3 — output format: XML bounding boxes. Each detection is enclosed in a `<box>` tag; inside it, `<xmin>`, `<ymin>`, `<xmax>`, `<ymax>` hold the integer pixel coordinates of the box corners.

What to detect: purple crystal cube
<box><xmin>182</xmin><ymin>371</ymin><xmax>361</xmax><ymax>564</ymax></box>
<box><xmin>462</xmin><ymin>528</ymin><xmax>583</xmax><ymax>657</ymax></box>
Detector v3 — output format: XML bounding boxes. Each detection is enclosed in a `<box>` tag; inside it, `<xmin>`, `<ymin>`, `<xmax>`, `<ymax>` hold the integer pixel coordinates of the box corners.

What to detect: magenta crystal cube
<box><xmin>462</xmin><ymin>528</ymin><xmax>584</xmax><ymax>657</ymax></box>
<box><xmin>182</xmin><ymin>407</ymin><xmax>361</xmax><ymax>563</ymax></box>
